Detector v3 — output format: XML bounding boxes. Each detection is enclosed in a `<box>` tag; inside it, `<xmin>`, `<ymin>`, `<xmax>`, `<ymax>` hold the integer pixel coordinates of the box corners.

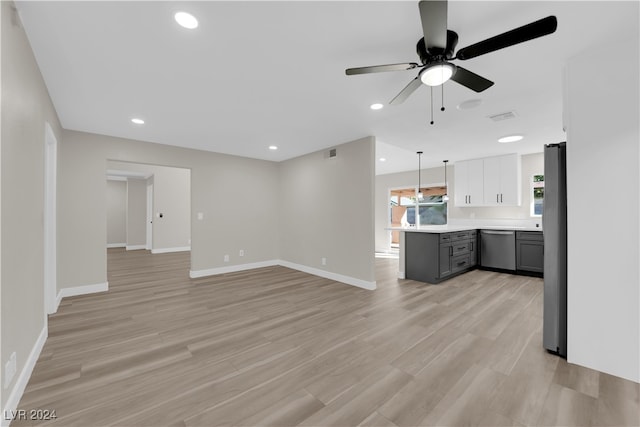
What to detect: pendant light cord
<box><xmin>430</xmin><ymin>87</ymin><xmax>434</xmax><ymax>125</ymax></box>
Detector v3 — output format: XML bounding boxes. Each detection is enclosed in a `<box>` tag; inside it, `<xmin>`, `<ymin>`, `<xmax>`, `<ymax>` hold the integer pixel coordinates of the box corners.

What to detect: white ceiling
<box><xmin>16</xmin><ymin>1</ymin><xmax>639</xmax><ymax>174</ymax></box>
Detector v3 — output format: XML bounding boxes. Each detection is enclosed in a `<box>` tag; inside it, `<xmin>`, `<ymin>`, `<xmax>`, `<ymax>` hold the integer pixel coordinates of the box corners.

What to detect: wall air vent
<box><xmin>328</xmin><ymin>148</ymin><xmax>337</xmax><ymax>158</ymax></box>
<box><xmin>488</xmin><ymin>111</ymin><xmax>517</xmax><ymax>122</ymax></box>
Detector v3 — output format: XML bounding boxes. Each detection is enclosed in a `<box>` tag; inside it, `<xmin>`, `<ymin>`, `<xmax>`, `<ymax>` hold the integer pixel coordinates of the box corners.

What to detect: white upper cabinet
<box><xmin>454</xmin><ymin>158</ymin><xmax>484</xmax><ymax>207</ymax></box>
<box><xmin>455</xmin><ymin>154</ymin><xmax>521</xmax><ymax>207</ymax></box>
<box><xmin>483</xmin><ymin>153</ymin><xmax>521</xmax><ymax>206</ymax></box>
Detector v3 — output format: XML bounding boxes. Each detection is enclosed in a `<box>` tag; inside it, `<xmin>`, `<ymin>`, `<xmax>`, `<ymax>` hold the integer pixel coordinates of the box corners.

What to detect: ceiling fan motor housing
<box><xmin>416</xmin><ymin>30</ymin><xmax>459</xmax><ymax>64</ymax></box>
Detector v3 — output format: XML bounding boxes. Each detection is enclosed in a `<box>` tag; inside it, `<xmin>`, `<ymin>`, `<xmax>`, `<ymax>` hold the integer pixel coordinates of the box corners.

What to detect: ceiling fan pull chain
<box><xmin>441</xmin><ymin>84</ymin><xmax>445</xmax><ymax>111</ymax></box>
<box><xmin>430</xmin><ymin>86</ymin><xmax>434</xmax><ymax>125</ymax></box>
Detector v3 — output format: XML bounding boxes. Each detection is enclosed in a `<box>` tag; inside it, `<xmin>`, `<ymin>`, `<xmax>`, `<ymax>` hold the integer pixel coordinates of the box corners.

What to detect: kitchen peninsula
<box><xmin>391</xmin><ymin>223</ymin><xmax>543</xmax><ymax>284</ymax></box>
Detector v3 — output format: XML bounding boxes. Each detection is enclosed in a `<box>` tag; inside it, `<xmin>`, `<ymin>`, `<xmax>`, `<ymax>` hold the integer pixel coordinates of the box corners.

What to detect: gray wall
<box><xmin>106</xmin><ymin>180</ymin><xmax>126</xmax><ymax>245</ymax></box>
<box><xmin>126</xmin><ymin>179</ymin><xmax>147</xmax><ymax>248</ymax></box>
<box><xmin>375</xmin><ymin>153</ymin><xmax>544</xmax><ymax>252</ymax></box>
<box><xmin>279</xmin><ymin>137</ymin><xmax>376</xmax><ymax>285</ymax></box>
<box><xmin>565</xmin><ymin>34</ymin><xmax>639</xmax><ymax>382</ymax></box>
<box><xmin>1</xmin><ymin>0</ymin><xmax>63</xmax><ymax>410</ymax></box>
<box><xmin>58</xmin><ymin>130</ymin><xmax>280</xmax><ymax>290</ymax></box>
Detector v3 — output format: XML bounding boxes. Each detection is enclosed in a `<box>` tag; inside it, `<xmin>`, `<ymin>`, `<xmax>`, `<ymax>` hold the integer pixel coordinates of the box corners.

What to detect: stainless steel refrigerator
<box><xmin>543</xmin><ymin>142</ymin><xmax>567</xmax><ymax>357</ymax></box>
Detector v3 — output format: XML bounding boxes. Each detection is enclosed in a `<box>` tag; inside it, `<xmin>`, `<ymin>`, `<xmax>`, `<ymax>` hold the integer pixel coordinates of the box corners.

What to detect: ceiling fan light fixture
<box><xmin>370</xmin><ymin>103</ymin><xmax>384</xmax><ymax>110</ymax></box>
<box><xmin>420</xmin><ymin>62</ymin><xmax>455</xmax><ymax>86</ymax></box>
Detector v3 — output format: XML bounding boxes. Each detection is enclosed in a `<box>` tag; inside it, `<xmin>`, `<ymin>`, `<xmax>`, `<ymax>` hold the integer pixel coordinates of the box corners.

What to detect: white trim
<box><xmin>106</xmin><ymin>169</ymin><xmax>152</xmax><ymax>180</ymax></box>
<box><xmin>190</xmin><ymin>260</ymin><xmax>279</xmax><ymax>278</ymax></box>
<box><xmin>107</xmin><ymin>243</ymin><xmax>126</xmax><ymax>248</ymax></box>
<box><xmin>43</xmin><ymin>122</ymin><xmax>57</xmax><ymax>316</ymax></box>
<box><xmin>55</xmin><ymin>282</ymin><xmax>109</xmax><ymax>312</ymax></box>
<box><xmin>126</xmin><ymin>245</ymin><xmax>146</xmax><ymax>251</ymax></box>
<box><xmin>1</xmin><ymin>325</ymin><xmax>48</xmax><ymax>427</ymax></box>
<box><xmin>190</xmin><ymin>260</ymin><xmax>376</xmax><ymax>291</ymax></box>
<box><xmin>151</xmin><ymin>246</ymin><xmax>190</xmax><ymax>254</ymax></box>
<box><xmin>278</xmin><ymin>260</ymin><xmax>377</xmax><ymax>290</ymax></box>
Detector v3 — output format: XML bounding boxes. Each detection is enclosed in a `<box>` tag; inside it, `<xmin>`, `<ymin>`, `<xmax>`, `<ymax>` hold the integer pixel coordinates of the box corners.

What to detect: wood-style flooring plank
<box><xmin>10</xmin><ymin>249</ymin><xmax>638</xmax><ymax>427</ymax></box>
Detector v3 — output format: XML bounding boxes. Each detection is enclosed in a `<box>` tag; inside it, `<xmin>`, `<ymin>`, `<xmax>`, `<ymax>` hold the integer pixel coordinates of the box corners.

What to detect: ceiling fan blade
<box><xmin>450</xmin><ymin>66</ymin><xmax>494</xmax><ymax>92</ymax></box>
<box><xmin>419</xmin><ymin>0</ymin><xmax>448</xmax><ymax>54</ymax></box>
<box><xmin>345</xmin><ymin>63</ymin><xmax>419</xmax><ymax>75</ymax></box>
<box><xmin>390</xmin><ymin>76</ymin><xmax>423</xmax><ymax>105</ymax></box>
<box><xmin>456</xmin><ymin>16</ymin><xmax>557</xmax><ymax>60</ymax></box>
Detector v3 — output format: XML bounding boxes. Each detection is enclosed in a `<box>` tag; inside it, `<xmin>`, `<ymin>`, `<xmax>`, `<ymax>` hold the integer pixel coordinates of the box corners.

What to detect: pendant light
<box><xmin>443</xmin><ymin>160</ymin><xmax>449</xmax><ymax>202</ymax></box>
<box><xmin>417</xmin><ymin>151</ymin><xmax>423</xmax><ymax>200</ymax></box>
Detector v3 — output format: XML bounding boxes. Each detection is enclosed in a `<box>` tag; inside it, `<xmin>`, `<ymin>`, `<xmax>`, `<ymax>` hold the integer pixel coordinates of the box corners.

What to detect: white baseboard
<box><xmin>1</xmin><ymin>325</ymin><xmax>48</xmax><ymax>427</ymax></box>
<box><xmin>190</xmin><ymin>260</ymin><xmax>376</xmax><ymax>291</ymax></box>
<box><xmin>190</xmin><ymin>260</ymin><xmax>279</xmax><ymax>278</ymax></box>
<box><xmin>106</xmin><ymin>243</ymin><xmax>125</xmax><ymax>248</ymax></box>
<box><xmin>278</xmin><ymin>260</ymin><xmax>377</xmax><ymax>290</ymax></box>
<box><xmin>55</xmin><ymin>282</ymin><xmax>109</xmax><ymax>312</ymax></box>
<box><xmin>151</xmin><ymin>246</ymin><xmax>190</xmax><ymax>254</ymax></box>
<box><xmin>126</xmin><ymin>245</ymin><xmax>146</xmax><ymax>251</ymax></box>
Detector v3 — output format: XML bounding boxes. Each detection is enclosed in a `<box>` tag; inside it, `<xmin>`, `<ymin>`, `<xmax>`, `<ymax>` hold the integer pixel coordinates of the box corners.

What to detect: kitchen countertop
<box><xmin>388</xmin><ymin>225</ymin><xmax>543</xmax><ymax>233</ymax></box>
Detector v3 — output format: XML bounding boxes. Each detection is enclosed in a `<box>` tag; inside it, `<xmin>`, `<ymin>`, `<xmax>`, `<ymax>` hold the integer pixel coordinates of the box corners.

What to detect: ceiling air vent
<box><xmin>488</xmin><ymin>111</ymin><xmax>517</xmax><ymax>122</ymax></box>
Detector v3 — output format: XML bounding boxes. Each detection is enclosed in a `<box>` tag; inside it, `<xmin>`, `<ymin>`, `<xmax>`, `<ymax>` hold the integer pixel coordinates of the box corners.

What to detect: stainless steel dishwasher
<box><xmin>480</xmin><ymin>230</ymin><xmax>516</xmax><ymax>270</ymax></box>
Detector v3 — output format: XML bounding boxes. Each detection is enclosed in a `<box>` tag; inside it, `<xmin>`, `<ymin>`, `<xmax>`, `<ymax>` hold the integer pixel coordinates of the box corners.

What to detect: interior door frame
<box><xmin>146</xmin><ymin>181</ymin><xmax>153</xmax><ymax>250</ymax></box>
<box><xmin>44</xmin><ymin>122</ymin><xmax>57</xmax><ymax>314</ymax></box>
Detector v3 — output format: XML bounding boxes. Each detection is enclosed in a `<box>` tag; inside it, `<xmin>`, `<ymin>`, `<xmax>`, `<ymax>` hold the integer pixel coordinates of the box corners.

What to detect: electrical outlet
<box><xmin>239</xmin><ymin>249</ymin><xmax>244</xmax><ymax>257</ymax></box>
<box><xmin>4</xmin><ymin>352</ymin><xmax>16</xmax><ymax>389</ymax></box>
<box><xmin>224</xmin><ymin>254</ymin><xmax>229</xmax><ymax>262</ymax></box>
<box><xmin>321</xmin><ymin>257</ymin><xmax>327</xmax><ymax>266</ymax></box>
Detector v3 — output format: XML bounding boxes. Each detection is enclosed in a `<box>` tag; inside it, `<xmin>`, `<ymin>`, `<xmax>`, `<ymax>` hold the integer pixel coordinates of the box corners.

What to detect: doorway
<box><xmin>389</xmin><ymin>188</ymin><xmax>416</xmax><ymax>248</ymax></box>
<box><xmin>106</xmin><ymin>161</ymin><xmax>191</xmax><ymax>255</ymax></box>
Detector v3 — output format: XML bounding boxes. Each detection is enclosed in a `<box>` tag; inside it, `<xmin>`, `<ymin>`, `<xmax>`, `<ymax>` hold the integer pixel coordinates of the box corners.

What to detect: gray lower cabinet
<box><xmin>516</xmin><ymin>231</ymin><xmax>544</xmax><ymax>275</ymax></box>
<box><xmin>406</xmin><ymin>230</ymin><xmax>477</xmax><ymax>284</ymax></box>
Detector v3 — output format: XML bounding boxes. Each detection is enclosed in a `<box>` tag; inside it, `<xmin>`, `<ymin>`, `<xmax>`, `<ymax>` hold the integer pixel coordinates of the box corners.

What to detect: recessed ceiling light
<box><xmin>498</xmin><ymin>134</ymin><xmax>524</xmax><ymax>143</ymax></box>
<box><xmin>175</xmin><ymin>12</ymin><xmax>198</xmax><ymax>29</ymax></box>
<box><xmin>268</xmin><ymin>145</ymin><xmax>278</xmax><ymax>150</ymax></box>
<box><xmin>379</xmin><ymin>157</ymin><xmax>387</xmax><ymax>162</ymax></box>
<box><xmin>370</xmin><ymin>103</ymin><xmax>384</xmax><ymax>110</ymax></box>
<box><xmin>457</xmin><ymin>99</ymin><xmax>483</xmax><ymax>110</ymax></box>
<box><xmin>131</xmin><ymin>118</ymin><xmax>145</xmax><ymax>125</ymax></box>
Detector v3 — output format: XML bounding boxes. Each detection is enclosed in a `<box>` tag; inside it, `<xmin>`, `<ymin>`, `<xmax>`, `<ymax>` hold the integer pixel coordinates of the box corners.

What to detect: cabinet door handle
<box><xmin>501</xmin><ymin>193</ymin><xmax>503</xmax><ymax>203</ymax></box>
<box><xmin>457</xmin><ymin>246</ymin><xmax>466</xmax><ymax>250</ymax></box>
<box><xmin>450</xmin><ymin>246</ymin><xmax>453</xmax><ymax>256</ymax></box>
<box><xmin>470</xmin><ymin>242</ymin><xmax>474</xmax><ymax>251</ymax></box>
<box><xmin>496</xmin><ymin>193</ymin><xmax>499</xmax><ymax>203</ymax></box>
<box><xmin>457</xmin><ymin>261</ymin><xmax>466</xmax><ymax>266</ymax></box>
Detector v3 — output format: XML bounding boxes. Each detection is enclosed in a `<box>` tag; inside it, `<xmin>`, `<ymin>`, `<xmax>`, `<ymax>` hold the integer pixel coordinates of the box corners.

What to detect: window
<box><xmin>390</xmin><ymin>186</ymin><xmax>447</xmax><ymax>228</ymax></box>
<box><xmin>531</xmin><ymin>174</ymin><xmax>544</xmax><ymax>217</ymax></box>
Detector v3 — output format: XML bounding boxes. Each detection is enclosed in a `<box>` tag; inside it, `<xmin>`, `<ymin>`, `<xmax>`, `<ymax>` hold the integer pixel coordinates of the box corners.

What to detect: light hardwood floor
<box><xmin>13</xmin><ymin>248</ymin><xmax>639</xmax><ymax>426</ymax></box>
